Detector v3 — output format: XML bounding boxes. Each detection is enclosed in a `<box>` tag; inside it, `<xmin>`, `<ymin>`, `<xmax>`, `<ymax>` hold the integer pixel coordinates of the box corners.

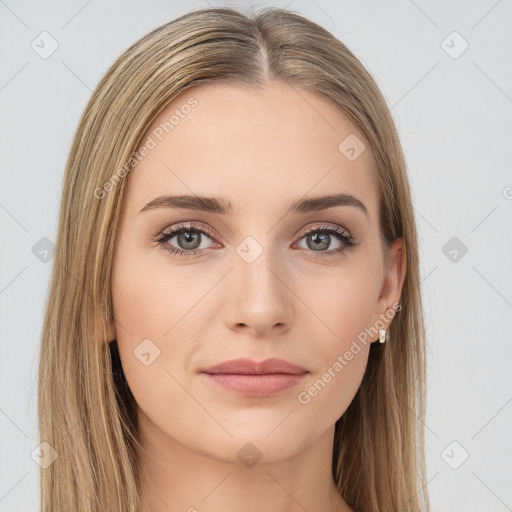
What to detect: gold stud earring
<box><xmin>378</xmin><ymin>328</ymin><xmax>387</xmax><ymax>344</ymax></box>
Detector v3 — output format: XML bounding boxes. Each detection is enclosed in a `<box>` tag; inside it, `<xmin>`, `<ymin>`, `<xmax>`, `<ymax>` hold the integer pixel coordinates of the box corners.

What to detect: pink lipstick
<box><xmin>200</xmin><ymin>358</ymin><xmax>308</xmax><ymax>398</ymax></box>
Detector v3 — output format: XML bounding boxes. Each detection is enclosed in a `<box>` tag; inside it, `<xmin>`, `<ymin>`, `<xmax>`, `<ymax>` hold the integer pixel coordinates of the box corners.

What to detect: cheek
<box><xmin>296</xmin><ymin>317</ymin><xmax>372</xmax><ymax>430</ymax></box>
<box><xmin>110</xmin><ymin>255</ymin><xmax>202</xmax><ymax>437</ymax></box>
<box><xmin>111</xmin><ymin>250</ymin><xmax>214</xmax><ymax>343</ymax></box>
<box><xmin>110</xmin><ymin>252</ymin><xmax>216</xmax><ymax>399</ymax></box>
<box><xmin>111</xmin><ymin>260</ymin><xmax>164</xmax><ymax>341</ymax></box>
<box><xmin>294</xmin><ymin>263</ymin><xmax>378</xmax><ymax>423</ymax></box>
<box><xmin>304</xmin><ymin>259</ymin><xmax>380</xmax><ymax>352</ymax></box>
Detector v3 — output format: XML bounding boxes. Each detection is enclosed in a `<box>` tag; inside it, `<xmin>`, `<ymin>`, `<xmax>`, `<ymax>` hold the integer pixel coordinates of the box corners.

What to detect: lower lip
<box><xmin>202</xmin><ymin>372</ymin><xmax>308</xmax><ymax>397</ymax></box>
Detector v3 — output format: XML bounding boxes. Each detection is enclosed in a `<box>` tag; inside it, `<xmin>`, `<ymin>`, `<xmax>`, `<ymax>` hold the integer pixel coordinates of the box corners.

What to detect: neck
<box><xmin>136</xmin><ymin>408</ymin><xmax>352</xmax><ymax>512</ymax></box>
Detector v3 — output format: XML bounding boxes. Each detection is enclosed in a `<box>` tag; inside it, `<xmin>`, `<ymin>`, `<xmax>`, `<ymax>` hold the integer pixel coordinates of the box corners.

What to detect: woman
<box><xmin>38</xmin><ymin>6</ymin><xmax>429</xmax><ymax>512</ymax></box>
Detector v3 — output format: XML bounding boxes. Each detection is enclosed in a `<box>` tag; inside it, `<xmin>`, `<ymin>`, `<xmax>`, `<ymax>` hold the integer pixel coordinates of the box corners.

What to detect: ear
<box><xmin>371</xmin><ymin>237</ymin><xmax>406</xmax><ymax>342</ymax></box>
<box><xmin>94</xmin><ymin>306</ymin><xmax>117</xmax><ymax>344</ymax></box>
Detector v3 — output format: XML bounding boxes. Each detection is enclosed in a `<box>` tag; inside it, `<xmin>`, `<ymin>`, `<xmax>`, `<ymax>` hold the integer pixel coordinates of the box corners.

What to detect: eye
<box><xmin>293</xmin><ymin>224</ymin><xmax>357</xmax><ymax>257</ymax></box>
<box><xmin>153</xmin><ymin>222</ymin><xmax>219</xmax><ymax>258</ymax></box>
<box><xmin>153</xmin><ymin>222</ymin><xmax>357</xmax><ymax>259</ymax></box>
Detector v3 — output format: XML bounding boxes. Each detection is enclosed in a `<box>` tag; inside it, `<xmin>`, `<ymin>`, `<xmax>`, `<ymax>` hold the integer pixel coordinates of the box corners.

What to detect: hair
<box><xmin>38</xmin><ymin>6</ymin><xmax>429</xmax><ymax>512</ymax></box>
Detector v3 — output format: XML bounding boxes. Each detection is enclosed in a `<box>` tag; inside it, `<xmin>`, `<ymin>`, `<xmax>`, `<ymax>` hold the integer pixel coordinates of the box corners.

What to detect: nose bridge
<box><xmin>238</xmin><ymin>240</ymin><xmax>280</xmax><ymax>297</ymax></box>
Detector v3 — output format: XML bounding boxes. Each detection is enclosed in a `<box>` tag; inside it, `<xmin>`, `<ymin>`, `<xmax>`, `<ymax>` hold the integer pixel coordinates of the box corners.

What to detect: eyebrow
<box><xmin>139</xmin><ymin>193</ymin><xmax>368</xmax><ymax>217</ymax></box>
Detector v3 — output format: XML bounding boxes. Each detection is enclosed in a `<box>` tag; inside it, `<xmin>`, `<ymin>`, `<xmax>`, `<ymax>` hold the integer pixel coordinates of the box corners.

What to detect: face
<box><xmin>109</xmin><ymin>80</ymin><xmax>404</xmax><ymax>464</ymax></box>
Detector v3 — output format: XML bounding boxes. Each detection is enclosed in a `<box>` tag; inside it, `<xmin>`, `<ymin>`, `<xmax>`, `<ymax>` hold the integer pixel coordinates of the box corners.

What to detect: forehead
<box><xmin>123</xmin><ymin>80</ymin><xmax>378</xmax><ymax>219</ymax></box>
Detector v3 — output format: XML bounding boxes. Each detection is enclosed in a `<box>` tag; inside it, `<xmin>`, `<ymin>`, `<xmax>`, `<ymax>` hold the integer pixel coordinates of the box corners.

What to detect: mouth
<box><xmin>200</xmin><ymin>358</ymin><xmax>309</xmax><ymax>398</ymax></box>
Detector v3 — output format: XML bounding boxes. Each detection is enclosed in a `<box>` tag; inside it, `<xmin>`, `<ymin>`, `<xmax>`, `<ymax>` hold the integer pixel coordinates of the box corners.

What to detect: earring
<box><xmin>378</xmin><ymin>328</ymin><xmax>387</xmax><ymax>344</ymax></box>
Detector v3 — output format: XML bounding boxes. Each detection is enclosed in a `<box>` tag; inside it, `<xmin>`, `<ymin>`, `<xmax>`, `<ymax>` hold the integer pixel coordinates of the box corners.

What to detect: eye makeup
<box><xmin>151</xmin><ymin>221</ymin><xmax>358</xmax><ymax>259</ymax></box>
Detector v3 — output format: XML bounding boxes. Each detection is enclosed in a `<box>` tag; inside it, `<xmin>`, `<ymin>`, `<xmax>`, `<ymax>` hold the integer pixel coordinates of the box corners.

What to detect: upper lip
<box><xmin>201</xmin><ymin>358</ymin><xmax>308</xmax><ymax>375</ymax></box>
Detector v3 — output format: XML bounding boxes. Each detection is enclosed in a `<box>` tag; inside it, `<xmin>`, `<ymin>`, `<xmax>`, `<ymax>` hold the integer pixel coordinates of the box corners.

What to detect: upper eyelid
<box><xmin>158</xmin><ymin>222</ymin><xmax>216</xmax><ymax>240</ymax></box>
<box><xmin>301</xmin><ymin>224</ymin><xmax>351</xmax><ymax>237</ymax></box>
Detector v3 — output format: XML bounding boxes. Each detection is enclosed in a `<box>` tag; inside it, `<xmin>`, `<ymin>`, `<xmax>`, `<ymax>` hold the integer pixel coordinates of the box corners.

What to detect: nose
<box><xmin>222</xmin><ymin>245</ymin><xmax>293</xmax><ymax>337</ymax></box>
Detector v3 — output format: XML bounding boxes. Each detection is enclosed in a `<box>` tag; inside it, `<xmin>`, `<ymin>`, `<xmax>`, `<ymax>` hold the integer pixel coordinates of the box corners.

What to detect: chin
<box><xmin>205</xmin><ymin>424</ymin><xmax>313</xmax><ymax>465</ymax></box>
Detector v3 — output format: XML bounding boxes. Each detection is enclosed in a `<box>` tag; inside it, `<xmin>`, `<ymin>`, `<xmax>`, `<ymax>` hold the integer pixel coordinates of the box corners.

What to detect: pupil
<box><xmin>179</xmin><ymin>231</ymin><xmax>200</xmax><ymax>249</ymax></box>
<box><xmin>308</xmin><ymin>233</ymin><xmax>329</xmax><ymax>251</ymax></box>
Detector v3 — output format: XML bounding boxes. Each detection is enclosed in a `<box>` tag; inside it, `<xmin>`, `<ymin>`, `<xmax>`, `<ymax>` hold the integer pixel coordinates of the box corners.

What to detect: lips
<box><xmin>200</xmin><ymin>358</ymin><xmax>309</xmax><ymax>397</ymax></box>
<box><xmin>201</xmin><ymin>357</ymin><xmax>308</xmax><ymax>375</ymax></box>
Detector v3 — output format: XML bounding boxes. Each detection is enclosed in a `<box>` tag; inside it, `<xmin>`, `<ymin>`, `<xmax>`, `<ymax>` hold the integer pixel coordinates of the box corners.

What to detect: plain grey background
<box><xmin>1</xmin><ymin>0</ymin><xmax>511</xmax><ymax>510</ymax></box>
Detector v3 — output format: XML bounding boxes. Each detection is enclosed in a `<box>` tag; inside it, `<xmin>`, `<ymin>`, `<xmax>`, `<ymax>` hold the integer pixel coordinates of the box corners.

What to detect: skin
<box><xmin>105</xmin><ymin>80</ymin><xmax>406</xmax><ymax>512</ymax></box>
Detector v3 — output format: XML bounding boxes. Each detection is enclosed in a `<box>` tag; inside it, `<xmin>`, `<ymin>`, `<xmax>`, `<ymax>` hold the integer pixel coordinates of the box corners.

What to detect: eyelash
<box><xmin>153</xmin><ymin>222</ymin><xmax>357</xmax><ymax>259</ymax></box>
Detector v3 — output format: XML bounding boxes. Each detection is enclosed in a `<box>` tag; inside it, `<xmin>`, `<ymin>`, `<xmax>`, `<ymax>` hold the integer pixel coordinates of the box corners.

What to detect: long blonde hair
<box><xmin>38</xmin><ymin>6</ymin><xmax>429</xmax><ymax>511</ymax></box>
